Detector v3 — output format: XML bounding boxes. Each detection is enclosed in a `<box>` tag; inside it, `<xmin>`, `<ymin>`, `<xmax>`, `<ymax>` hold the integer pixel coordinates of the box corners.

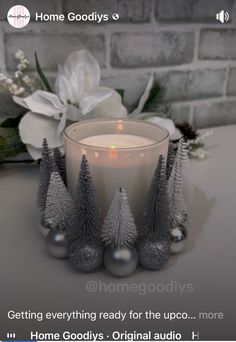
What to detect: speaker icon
<box><xmin>216</xmin><ymin>10</ymin><xmax>229</xmax><ymax>23</ymax></box>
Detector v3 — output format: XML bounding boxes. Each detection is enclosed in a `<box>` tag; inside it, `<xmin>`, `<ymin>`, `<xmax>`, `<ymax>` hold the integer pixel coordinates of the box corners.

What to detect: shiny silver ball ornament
<box><xmin>137</xmin><ymin>234</ymin><xmax>170</xmax><ymax>270</ymax></box>
<box><xmin>104</xmin><ymin>246</ymin><xmax>138</xmax><ymax>277</ymax></box>
<box><xmin>170</xmin><ymin>226</ymin><xmax>187</xmax><ymax>254</ymax></box>
<box><xmin>46</xmin><ymin>229</ymin><xmax>69</xmax><ymax>259</ymax></box>
<box><xmin>69</xmin><ymin>240</ymin><xmax>104</xmax><ymax>273</ymax></box>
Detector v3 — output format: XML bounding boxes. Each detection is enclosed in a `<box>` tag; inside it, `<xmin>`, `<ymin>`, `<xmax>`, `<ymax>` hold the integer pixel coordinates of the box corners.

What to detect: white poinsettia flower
<box><xmin>19</xmin><ymin>111</ymin><xmax>64</xmax><ymax>160</ymax></box>
<box><xmin>88</xmin><ymin>89</ymin><xmax>128</xmax><ymax>119</ymax></box>
<box><xmin>14</xmin><ymin>49</ymin><xmax>127</xmax><ymax>159</ymax></box>
<box><xmin>130</xmin><ymin>75</ymin><xmax>176</xmax><ymax>137</ymax></box>
<box><xmin>146</xmin><ymin>116</ymin><xmax>176</xmax><ymax>137</ymax></box>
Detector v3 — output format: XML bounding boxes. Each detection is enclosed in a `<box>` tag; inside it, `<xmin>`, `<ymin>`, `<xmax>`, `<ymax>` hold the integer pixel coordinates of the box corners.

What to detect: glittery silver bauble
<box><xmin>38</xmin><ymin>221</ymin><xmax>50</xmax><ymax>237</ymax></box>
<box><xmin>69</xmin><ymin>240</ymin><xmax>104</xmax><ymax>273</ymax></box>
<box><xmin>137</xmin><ymin>234</ymin><xmax>170</xmax><ymax>270</ymax></box>
<box><xmin>46</xmin><ymin>229</ymin><xmax>69</xmax><ymax>259</ymax></box>
<box><xmin>104</xmin><ymin>246</ymin><xmax>138</xmax><ymax>277</ymax></box>
<box><xmin>170</xmin><ymin>226</ymin><xmax>187</xmax><ymax>254</ymax></box>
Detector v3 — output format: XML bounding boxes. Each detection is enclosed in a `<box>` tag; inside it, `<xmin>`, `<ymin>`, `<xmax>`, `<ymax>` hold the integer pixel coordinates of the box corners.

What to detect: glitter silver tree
<box><xmin>179</xmin><ymin>137</ymin><xmax>192</xmax><ymax>205</ymax></box>
<box><xmin>166</xmin><ymin>141</ymin><xmax>176</xmax><ymax>180</ymax></box>
<box><xmin>142</xmin><ymin>155</ymin><xmax>170</xmax><ymax>237</ymax></box>
<box><xmin>44</xmin><ymin>166</ymin><xmax>75</xmax><ymax>232</ymax></box>
<box><xmin>53</xmin><ymin>147</ymin><xmax>67</xmax><ymax>185</ymax></box>
<box><xmin>69</xmin><ymin>155</ymin><xmax>100</xmax><ymax>242</ymax></box>
<box><xmin>168</xmin><ymin>137</ymin><xmax>190</xmax><ymax>227</ymax></box>
<box><xmin>102</xmin><ymin>188</ymin><xmax>138</xmax><ymax>248</ymax></box>
<box><xmin>37</xmin><ymin>138</ymin><xmax>52</xmax><ymax>216</ymax></box>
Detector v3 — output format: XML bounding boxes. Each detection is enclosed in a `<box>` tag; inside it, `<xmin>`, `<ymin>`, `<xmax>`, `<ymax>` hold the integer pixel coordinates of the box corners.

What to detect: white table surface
<box><xmin>0</xmin><ymin>125</ymin><xmax>236</xmax><ymax>340</ymax></box>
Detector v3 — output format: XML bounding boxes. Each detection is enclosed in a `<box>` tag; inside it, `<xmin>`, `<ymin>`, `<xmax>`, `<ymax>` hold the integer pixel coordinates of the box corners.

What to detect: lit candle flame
<box><xmin>116</xmin><ymin>120</ymin><xmax>124</xmax><ymax>133</ymax></box>
<box><xmin>109</xmin><ymin>144</ymin><xmax>118</xmax><ymax>159</ymax></box>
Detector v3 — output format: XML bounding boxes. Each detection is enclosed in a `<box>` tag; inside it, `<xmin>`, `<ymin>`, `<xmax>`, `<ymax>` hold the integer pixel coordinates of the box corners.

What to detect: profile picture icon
<box><xmin>7</xmin><ymin>5</ymin><xmax>30</xmax><ymax>28</ymax></box>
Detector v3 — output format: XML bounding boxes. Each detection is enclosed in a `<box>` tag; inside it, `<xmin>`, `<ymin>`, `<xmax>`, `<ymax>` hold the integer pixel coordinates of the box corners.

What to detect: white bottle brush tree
<box><xmin>168</xmin><ymin>137</ymin><xmax>191</xmax><ymax>227</ymax></box>
<box><xmin>37</xmin><ymin>139</ymin><xmax>68</xmax><ymax>226</ymax></box>
<box><xmin>44</xmin><ymin>162</ymin><xmax>75</xmax><ymax>232</ymax></box>
<box><xmin>102</xmin><ymin>188</ymin><xmax>138</xmax><ymax>248</ymax></box>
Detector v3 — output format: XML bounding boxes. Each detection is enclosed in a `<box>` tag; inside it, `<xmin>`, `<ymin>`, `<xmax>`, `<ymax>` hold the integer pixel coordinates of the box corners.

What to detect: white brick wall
<box><xmin>0</xmin><ymin>0</ymin><xmax>236</xmax><ymax>128</ymax></box>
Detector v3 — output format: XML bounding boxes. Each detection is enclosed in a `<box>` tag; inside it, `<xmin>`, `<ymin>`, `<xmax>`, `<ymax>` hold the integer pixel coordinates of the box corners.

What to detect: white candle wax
<box><xmin>79</xmin><ymin>134</ymin><xmax>156</xmax><ymax>149</ymax></box>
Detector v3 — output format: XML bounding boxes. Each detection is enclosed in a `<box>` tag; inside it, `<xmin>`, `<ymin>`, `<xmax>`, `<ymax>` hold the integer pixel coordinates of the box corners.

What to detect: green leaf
<box><xmin>189</xmin><ymin>141</ymin><xmax>205</xmax><ymax>151</ymax></box>
<box><xmin>143</xmin><ymin>81</ymin><xmax>166</xmax><ymax>112</ymax></box>
<box><xmin>0</xmin><ymin>127</ymin><xmax>26</xmax><ymax>162</ymax></box>
<box><xmin>34</xmin><ymin>52</ymin><xmax>53</xmax><ymax>93</ymax></box>
<box><xmin>0</xmin><ymin>114</ymin><xmax>24</xmax><ymax>128</ymax></box>
<box><xmin>116</xmin><ymin>89</ymin><xmax>124</xmax><ymax>101</ymax></box>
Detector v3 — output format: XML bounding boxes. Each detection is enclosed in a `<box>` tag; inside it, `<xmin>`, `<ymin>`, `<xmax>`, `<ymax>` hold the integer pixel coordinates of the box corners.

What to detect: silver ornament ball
<box><xmin>69</xmin><ymin>240</ymin><xmax>104</xmax><ymax>273</ymax></box>
<box><xmin>137</xmin><ymin>234</ymin><xmax>170</xmax><ymax>270</ymax></box>
<box><xmin>104</xmin><ymin>246</ymin><xmax>138</xmax><ymax>277</ymax></box>
<box><xmin>46</xmin><ymin>229</ymin><xmax>69</xmax><ymax>259</ymax></box>
<box><xmin>170</xmin><ymin>226</ymin><xmax>187</xmax><ymax>254</ymax></box>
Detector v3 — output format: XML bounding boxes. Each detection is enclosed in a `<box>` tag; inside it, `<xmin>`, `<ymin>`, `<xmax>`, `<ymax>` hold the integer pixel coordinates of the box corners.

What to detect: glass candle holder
<box><xmin>64</xmin><ymin>119</ymin><xmax>169</xmax><ymax>226</ymax></box>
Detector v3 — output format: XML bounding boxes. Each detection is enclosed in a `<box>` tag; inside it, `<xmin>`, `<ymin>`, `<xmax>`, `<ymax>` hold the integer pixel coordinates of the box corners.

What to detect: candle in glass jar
<box><xmin>64</xmin><ymin>119</ymin><xmax>169</xmax><ymax>226</ymax></box>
